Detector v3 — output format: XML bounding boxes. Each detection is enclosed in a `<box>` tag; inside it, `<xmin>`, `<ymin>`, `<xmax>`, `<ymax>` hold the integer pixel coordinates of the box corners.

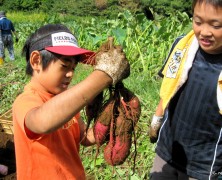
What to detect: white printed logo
<box><xmin>166</xmin><ymin>49</ymin><xmax>185</xmax><ymax>78</ymax></box>
<box><xmin>51</xmin><ymin>32</ymin><xmax>78</xmax><ymax>47</ymax></box>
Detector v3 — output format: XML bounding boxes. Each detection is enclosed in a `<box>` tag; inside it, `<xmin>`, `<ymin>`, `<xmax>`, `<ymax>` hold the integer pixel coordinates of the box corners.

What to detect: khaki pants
<box><xmin>150</xmin><ymin>154</ymin><xmax>198</xmax><ymax>180</ymax></box>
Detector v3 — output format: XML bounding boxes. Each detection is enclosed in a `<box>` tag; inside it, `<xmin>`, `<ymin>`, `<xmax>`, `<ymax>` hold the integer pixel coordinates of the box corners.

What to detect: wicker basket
<box><xmin>0</xmin><ymin>109</ymin><xmax>13</xmax><ymax>135</ymax></box>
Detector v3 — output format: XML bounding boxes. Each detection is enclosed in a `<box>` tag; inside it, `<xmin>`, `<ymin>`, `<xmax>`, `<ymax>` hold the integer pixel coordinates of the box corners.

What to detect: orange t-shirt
<box><xmin>12</xmin><ymin>81</ymin><xmax>86</xmax><ymax>180</ymax></box>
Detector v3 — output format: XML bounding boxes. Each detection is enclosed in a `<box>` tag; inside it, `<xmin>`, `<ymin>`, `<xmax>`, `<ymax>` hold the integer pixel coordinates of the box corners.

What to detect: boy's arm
<box><xmin>25</xmin><ymin>70</ymin><xmax>112</xmax><ymax>134</ymax></box>
<box><xmin>155</xmin><ymin>98</ymin><xmax>163</xmax><ymax>116</ymax></box>
<box><xmin>149</xmin><ymin>98</ymin><xmax>163</xmax><ymax>143</ymax></box>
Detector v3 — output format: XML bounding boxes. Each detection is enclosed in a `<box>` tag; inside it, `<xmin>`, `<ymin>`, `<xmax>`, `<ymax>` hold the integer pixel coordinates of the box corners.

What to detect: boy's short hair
<box><xmin>192</xmin><ymin>0</ymin><xmax>222</xmax><ymax>13</ymax></box>
<box><xmin>22</xmin><ymin>24</ymin><xmax>94</xmax><ymax>75</ymax></box>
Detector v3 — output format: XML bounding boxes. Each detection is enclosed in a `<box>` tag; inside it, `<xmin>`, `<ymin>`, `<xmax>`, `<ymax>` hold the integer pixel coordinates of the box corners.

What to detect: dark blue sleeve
<box><xmin>0</xmin><ymin>20</ymin><xmax>2</xmax><ymax>30</ymax></box>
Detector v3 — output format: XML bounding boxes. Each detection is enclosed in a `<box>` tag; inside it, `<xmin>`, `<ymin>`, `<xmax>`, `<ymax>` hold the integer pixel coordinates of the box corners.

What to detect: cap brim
<box><xmin>45</xmin><ymin>46</ymin><xmax>93</xmax><ymax>56</ymax></box>
<box><xmin>45</xmin><ymin>46</ymin><xmax>95</xmax><ymax>64</ymax></box>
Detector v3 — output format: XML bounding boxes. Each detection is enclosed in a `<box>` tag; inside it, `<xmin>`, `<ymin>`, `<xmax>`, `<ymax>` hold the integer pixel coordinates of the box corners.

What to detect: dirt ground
<box><xmin>0</xmin><ymin>132</ymin><xmax>16</xmax><ymax>180</ymax></box>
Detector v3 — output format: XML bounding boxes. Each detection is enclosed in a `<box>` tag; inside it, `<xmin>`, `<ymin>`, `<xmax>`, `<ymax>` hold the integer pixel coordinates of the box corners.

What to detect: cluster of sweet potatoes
<box><xmin>86</xmin><ymin>82</ymin><xmax>141</xmax><ymax>166</ymax></box>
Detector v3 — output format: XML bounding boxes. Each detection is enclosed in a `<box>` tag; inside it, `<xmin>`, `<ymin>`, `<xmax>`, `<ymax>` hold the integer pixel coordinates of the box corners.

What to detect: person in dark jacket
<box><xmin>0</xmin><ymin>11</ymin><xmax>18</xmax><ymax>62</ymax></box>
<box><xmin>150</xmin><ymin>0</ymin><xmax>222</xmax><ymax>179</ymax></box>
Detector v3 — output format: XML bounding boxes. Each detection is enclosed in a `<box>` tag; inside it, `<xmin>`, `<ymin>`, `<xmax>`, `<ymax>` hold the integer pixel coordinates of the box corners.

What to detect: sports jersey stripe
<box><xmin>209</xmin><ymin>128</ymin><xmax>222</xmax><ymax>180</ymax></box>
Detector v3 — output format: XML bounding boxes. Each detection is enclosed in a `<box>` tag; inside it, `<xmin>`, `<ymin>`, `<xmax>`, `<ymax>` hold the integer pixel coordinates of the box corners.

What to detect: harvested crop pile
<box><xmin>86</xmin><ymin>82</ymin><xmax>141</xmax><ymax>166</ymax></box>
<box><xmin>103</xmin><ymin>82</ymin><xmax>141</xmax><ymax>166</ymax></box>
<box><xmin>85</xmin><ymin>37</ymin><xmax>141</xmax><ymax>166</ymax></box>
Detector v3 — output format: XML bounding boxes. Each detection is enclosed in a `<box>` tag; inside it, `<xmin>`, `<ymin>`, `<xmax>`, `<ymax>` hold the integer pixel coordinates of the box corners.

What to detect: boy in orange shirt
<box><xmin>12</xmin><ymin>24</ymin><xmax>130</xmax><ymax>180</ymax></box>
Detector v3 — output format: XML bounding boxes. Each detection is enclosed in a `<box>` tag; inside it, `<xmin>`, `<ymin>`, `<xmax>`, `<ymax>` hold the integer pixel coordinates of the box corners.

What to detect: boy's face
<box><xmin>192</xmin><ymin>2</ymin><xmax>222</xmax><ymax>54</ymax></box>
<box><xmin>37</xmin><ymin>56</ymin><xmax>77</xmax><ymax>95</ymax></box>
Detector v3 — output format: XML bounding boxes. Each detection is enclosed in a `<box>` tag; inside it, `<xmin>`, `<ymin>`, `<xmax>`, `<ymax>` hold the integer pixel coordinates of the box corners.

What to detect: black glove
<box><xmin>15</xmin><ymin>37</ymin><xmax>19</xmax><ymax>43</ymax></box>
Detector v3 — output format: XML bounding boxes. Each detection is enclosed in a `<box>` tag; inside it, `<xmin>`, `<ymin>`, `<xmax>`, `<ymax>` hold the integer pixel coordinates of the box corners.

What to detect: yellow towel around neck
<box><xmin>160</xmin><ymin>30</ymin><xmax>199</xmax><ymax>111</ymax></box>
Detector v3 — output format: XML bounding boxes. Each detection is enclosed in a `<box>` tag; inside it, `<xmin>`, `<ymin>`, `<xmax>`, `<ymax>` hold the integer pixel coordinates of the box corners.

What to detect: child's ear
<box><xmin>30</xmin><ymin>51</ymin><xmax>42</xmax><ymax>72</ymax></box>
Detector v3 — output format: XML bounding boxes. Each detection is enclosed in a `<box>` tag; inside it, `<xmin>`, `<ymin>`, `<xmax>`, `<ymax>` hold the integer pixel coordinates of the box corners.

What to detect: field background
<box><xmin>0</xmin><ymin>9</ymin><xmax>191</xmax><ymax>179</ymax></box>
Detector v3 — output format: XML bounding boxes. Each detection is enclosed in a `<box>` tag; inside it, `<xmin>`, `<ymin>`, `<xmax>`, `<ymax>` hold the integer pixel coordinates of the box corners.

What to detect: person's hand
<box><xmin>149</xmin><ymin>114</ymin><xmax>163</xmax><ymax>143</ymax></box>
<box><xmin>94</xmin><ymin>37</ymin><xmax>130</xmax><ymax>85</ymax></box>
<box><xmin>15</xmin><ymin>37</ymin><xmax>19</xmax><ymax>43</ymax></box>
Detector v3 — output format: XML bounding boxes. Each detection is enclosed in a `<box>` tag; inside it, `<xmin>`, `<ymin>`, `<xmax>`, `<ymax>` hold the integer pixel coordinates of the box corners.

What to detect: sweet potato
<box><xmin>94</xmin><ymin>121</ymin><xmax>109</xmax><ymax>146</ymax></box>
<box><xmin>126</xmin><ymin>95</ymin><xmax>141</xmax><ymax>123</ymax></box>
<box><xmin>104</xmin><ymin>113</ymin><xmax>132</xmax><ymax>165</ymax></box>
<box><xmin>104</xmin><ymin>137</ymin><xmax>131</xmax><ymax>166</ymax></box>
<box><xmin>85</xmin><ymin>38</ymin><xmax>140</xmax><ymax>167</ymax></box>
<box><xmin>103</xmin><ymin>83</ymin><xmax>141</xmax><ymax>166</ymax></box>
<box><xmin>119</xmin><ymin>87</ymin><xmax>141</xmax><ymax>123</ymax></box>
<box><xmin>89</xmin><ymin>82</ymin><xmax>141</xmax><ymax>167</ymax></box>
<box><xmin>0</xmin><ymin>164</ymin><xmax>8</xmax><ymax>175</ymax></box>
<box><xmin>93</xmin><ymin>98</ymin><xmax>114</xmax><ymax>146</ymax></box>
<box><xmin>109</xmin><ymin>135</ymin><xmax>132</xmax><ymax>165</ymax></box>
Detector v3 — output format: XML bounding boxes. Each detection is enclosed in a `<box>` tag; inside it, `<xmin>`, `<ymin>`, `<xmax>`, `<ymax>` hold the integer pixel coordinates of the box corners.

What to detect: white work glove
<box><xmin>149</xmin><ymin>114</ymin><xmax>163</xmax><ymax>143</ymax></box>
<box><xmin>94</xmin><ymin>37</ymin><xmax>130</xmax><ymax>85</ymax></box>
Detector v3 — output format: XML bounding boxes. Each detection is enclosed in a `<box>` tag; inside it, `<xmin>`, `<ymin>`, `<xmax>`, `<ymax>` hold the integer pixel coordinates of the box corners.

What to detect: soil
<box><xmin>0</xmin><ymin>132</ymin><xmax>16</xmax><ymax>180</ymax></box>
